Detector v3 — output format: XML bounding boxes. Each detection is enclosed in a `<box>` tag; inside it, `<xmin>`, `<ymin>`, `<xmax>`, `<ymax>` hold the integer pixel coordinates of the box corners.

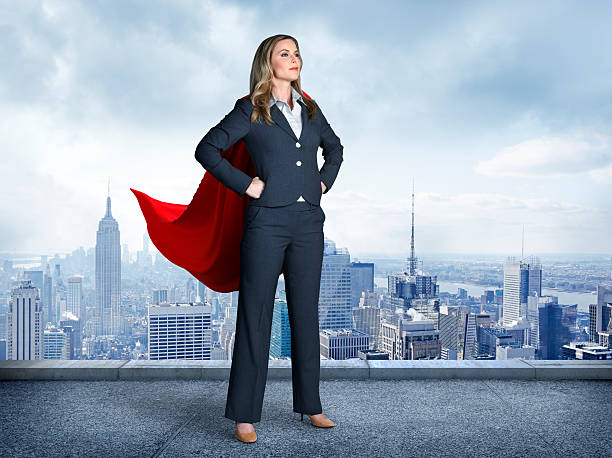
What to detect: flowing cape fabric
<box><xmin>131</xmin><ymin>91</ymin><xmax>313</xmax><ymax>293</ymax></box>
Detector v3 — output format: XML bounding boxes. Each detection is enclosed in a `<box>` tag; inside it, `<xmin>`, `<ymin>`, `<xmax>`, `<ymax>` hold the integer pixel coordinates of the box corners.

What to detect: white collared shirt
<box><xmin>269</xmin><ymin>87</ymin><xmax>306</xmax><ymax>202</ymax></box>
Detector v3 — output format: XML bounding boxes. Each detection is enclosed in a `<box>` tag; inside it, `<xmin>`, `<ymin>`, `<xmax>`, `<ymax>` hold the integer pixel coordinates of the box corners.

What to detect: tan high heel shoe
<box><xmin>300</xmin><ymin>412</ymin><xmax>336</xmax><ymax>428</ymax></box>
<box><xmin>235</xmin><ymin>423</ymin><xmax>257</xmax><ymax>443</ymax></box>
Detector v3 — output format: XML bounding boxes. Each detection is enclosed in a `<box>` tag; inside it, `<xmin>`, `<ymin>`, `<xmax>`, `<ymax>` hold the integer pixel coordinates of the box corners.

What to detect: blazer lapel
<box><xmin>298</xmin><ymin>99</ymin><xmax>309</xmax><ymax>141</ymax></box>
<box><xmin>270</xmin><ymin>100</ymin><xmax>309</xmax><ymax>142</ymax></box>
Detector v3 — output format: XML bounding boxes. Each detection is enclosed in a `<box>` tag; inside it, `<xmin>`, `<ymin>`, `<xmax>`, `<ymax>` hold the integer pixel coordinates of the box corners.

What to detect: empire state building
<box><xmin>95</xmin><ymin>188</ymin><xmax>121</xmax><ymax>335</ymax></box>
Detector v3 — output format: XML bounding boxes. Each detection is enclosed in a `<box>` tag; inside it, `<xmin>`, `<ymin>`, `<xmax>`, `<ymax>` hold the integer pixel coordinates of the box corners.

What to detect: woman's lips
<box><xmin>290</xmin><ymin>67</ymin><xmax>298</xmax><ymax>70</ymax></box>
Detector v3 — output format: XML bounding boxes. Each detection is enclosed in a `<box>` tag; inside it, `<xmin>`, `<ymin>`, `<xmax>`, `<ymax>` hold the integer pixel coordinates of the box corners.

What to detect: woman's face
<box><xmin>270</xmin><ymin>38</ymin><xmax>301</xmax><ymax>83</ymax></box>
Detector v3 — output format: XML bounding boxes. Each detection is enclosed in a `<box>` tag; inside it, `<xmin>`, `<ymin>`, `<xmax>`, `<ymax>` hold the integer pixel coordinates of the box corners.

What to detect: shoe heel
<box><xmin>300</xmin><ymin>413</ymin><xmax>304</xmax><ymax>421</ymax></box>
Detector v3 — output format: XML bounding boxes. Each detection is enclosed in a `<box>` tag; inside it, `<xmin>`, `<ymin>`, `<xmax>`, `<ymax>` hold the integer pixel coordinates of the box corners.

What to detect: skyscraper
<box><xmin>352</xmin><ymin>305</ymin><xmax>380</xmax><ymax>350</ymax></box>
<box><xmin>270</xmin><ymin>293</ymin><xmax>291</xmax><ymax>358</ymax></box>
<box><xmin>379</xmin><ymin>318</ymin><xmax>440</xmax><ymax>360</ymax></box>
<box><xmin>527</xmin><ymin>295</ymin><xmax>551</xmax><ymax>349</ymax></box>
<box><xmin>7</xmin><ymin>280</ymin><xmax>44</xmax><ymax>360</ymax></box>
<box><xmin>319</xmin><ymin>238</ymin><xmax>352</xmax><ymax>330</ymax></box>
<box><xmin>590</xmin><ymin>285</ymin><xmax>612</xmax><ymax>344</ymax></box>
<box><xmin>43</xmin><ymin>326</ymin><xmax>70</xmax><ymax>359</ymax></box>
<box><xmin>538</xmin><ymin>302</ymin><xmax>577</xmax><ymax>360</ymax></box>
<box><xmin>503</xmin><ymin>258</ymin><xmax>523</xmax><ymax>327</ymax></box>
<box><xmin>350</xmin><ymin>262</ymin><xmax>374</xmax><ymax>308</ymax></box>
<box><xmin>95</xmin><ymin>187</ymin><xmax>121</xmax><ymax>336</ymax></box>
<box><xmin>503</xmin><ymin>256</ymin><xmax>542</xmax><ymax>327</ymax></box>
<box><xmin>525</xmin><ymin>256</ymin><xmax>542</xmax><ymax>299</ymax></box>
<box><xmin>43</xmin><ymin>264</ymin><xmax>53</xmax><ymax>327</ymax></box>
<box><xmin>66</xmin><ymin>275</ymin><xmax>84</xmax><ymax>321</ymax></box>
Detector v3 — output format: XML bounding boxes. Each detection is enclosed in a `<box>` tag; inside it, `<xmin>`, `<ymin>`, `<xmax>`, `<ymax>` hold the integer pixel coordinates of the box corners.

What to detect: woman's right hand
<box><xmin>246</xmin><ymin>176</ymin><xmax>265</xmax><ymax>199</ymax></box>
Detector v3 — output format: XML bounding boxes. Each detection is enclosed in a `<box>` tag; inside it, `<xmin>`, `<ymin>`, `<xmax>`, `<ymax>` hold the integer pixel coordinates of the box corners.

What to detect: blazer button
<box><xmin>296</xmin><ymin>160</ymin><xmax>302</xmax><ymax>166</ymax></box>
<box><xmin>296</xmin><ymin>142</ymin><xmax>301</xmax><ymax>148</ymax></box>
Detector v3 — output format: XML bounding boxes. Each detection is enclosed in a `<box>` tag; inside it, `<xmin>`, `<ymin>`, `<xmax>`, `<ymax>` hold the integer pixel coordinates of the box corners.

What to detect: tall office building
<box><xmin>538</xmin><ymin>302</ymin><xmax>577</xmax><ymax>360</ymax></box>
<box><xmin>197</xmin><ymin>281</ymin><xmax>207</xmax><ymax>305</ymax></box>
<box><xmin>137</xmin><ymin>233</ymin><xmax>153</xmax><ymax>267</ymax></box>
<box><xmin>379</xmin><ymin>318</ymin><xmax>440</xmax><ymax>360</ymax></box>
<box><xmin>59</xmin><ymin>316</ymin><xmax>82</xmax><ymax>360</ymax></box>
<box><xmin>95</xmin><ymin>188</ymin><xmax>121</xmax><ymax>336</ymax></box>
<box><xmin>153</xmin><ymin>289</ymin><xmax>169</xmax><ymax>305</ymax></box>
<box><xmin>43</xmin><ymin>264</ymin><xmax>53</xmax><ymax>327</ymax></box>
<box><xmin>43</xmin><ymin>326</ymin><xmax>70</xmax><ymax>359</ymax></box>
<box><xmin>24</xmin><ymin>270</ymin><xmax>43</xmax><ymax>299</ymax></box>
<box><xmin>0</xmin><ymin>313</ymin><xmax>7</xmax><ymax>359</ymax></box>
<box><xmin>270</xmin><ymin>294</ymin><xmax>291</xmax><ymax>358</ymax></box>
<box><xmin>527</xmin><ymin>295</ymin><xmax>557</xmax><ymax>349</ymax></box>
<box><xmin>590</xmin><ymin>285</ymin><xmax>612</xmax><ymax>344</ymax></box>
<box><xmin>352</xmin><ymin>305</ymin><xmax>380</xmax><ymax>350</ymax></box>
<box><xmin>66</xmin><ymin>275</ymin><xmax>84</xmax><ymax>321</ymax></box>
<box><xmin>319</xmin><ymin>238</ymin><xmax>352</xmax><ymax>330</ymax></box>
<box><xmin>463</xmin><ymin>313</ymin><xmax>493</xmax><ymax>360</ymax></box>
<box><xmin>503</xmin><ymin>256</ymin><xmax>542</xmax><ymax>327</ymax></box>
<box><xmin>7</xmin><ymin>280</ymin><xmax>44</xmax><ymax>360</ymax></box>
<box><xmin>148</xmin><ymin>302</ymin><xmax>212</xmax><ymax>360</ymax></box>
<box><xmin>389</xmin><ymin>271</ymin><xmax>439</xmax><ymax>300</ymax></box>
<box><xmin>438</xmin><ymin>305</ymin><xmax>463</xmax><ymax>358</ymax></box>
<box><xmin>350</xmin><ymin>262</ymin><xmax>374</xmax><ymax>307</ymax></box>
<box><xmin>122</xmin><ymin>242</ymin><xmax>130</xmax><ymax>264</ymax></box>
<box><xmin>525</xmin><ymin>256</ymin><xmax>542</xmax><ymax>299</ymax></box>
<box><xmin>463</xmin><ymin>313</ymin><xmax>478</xmax><ymax>360</ymax></box>
<box><xmin>219</xmin><ymin>309</ymin><xmax>237</xmax><ymax>360</ymax></box>
<box><xmin>53</xmin><ymin>264</ymin><xmax>66</xmax><ymax>326</ymax></box>
<box><xmin>503</xmin><ymin>258</ymin><xmax>524</xmax><ymax>327</ymax></box>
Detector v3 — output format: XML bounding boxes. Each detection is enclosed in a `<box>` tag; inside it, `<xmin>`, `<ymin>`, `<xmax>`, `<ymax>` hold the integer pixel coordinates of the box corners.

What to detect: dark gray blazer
<box><xmin>195</xmin><ymin>95</ymin><xmax>343</xmax><ymax>207</ymax></box>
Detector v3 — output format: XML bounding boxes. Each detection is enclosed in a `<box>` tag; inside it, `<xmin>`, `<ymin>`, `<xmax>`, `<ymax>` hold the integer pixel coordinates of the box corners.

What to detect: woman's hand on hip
<box><xmin>321</xmin><ymin>181</ymin><xmax>327</xmax><ymax>193</ymax></box>
<box><xmin>246</xmin><ymin>176</ymin><xmax>265</xmax><ymax>199</ymax></box>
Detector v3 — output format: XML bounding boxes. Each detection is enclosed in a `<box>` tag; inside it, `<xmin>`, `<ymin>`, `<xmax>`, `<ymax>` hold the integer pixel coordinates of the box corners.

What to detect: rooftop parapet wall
<box><xmin>0</xmin><ymin>359</ymin><xmax>610</xmax><ymax>381</ymax></box>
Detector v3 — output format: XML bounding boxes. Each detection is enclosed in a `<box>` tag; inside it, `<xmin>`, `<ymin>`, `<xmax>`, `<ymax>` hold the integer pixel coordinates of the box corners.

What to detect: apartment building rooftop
<box><xmin>1</xmin><ymin>359</ymin><xmax>610</xmax><ymax>456</ymax></box>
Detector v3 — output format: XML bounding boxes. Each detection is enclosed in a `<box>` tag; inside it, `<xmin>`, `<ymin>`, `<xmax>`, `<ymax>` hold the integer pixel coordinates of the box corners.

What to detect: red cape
<box><xmin>130</xmin><ymin>91</ymin><xmax>313</xmax><ymax>293</ymax></box>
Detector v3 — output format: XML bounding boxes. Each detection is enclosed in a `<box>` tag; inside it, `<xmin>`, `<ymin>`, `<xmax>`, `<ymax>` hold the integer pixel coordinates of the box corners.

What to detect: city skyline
<box><xmin>2</xmin><ymin>187</ymin><xmax>610</xmax><ymax>260</ymax></box>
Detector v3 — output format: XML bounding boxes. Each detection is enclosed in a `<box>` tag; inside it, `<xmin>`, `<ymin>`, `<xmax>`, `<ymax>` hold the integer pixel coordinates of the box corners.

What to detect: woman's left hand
<box><xmin>321</xmin><ymin>181</ymin><xmax>327</xmax><ymax>193</ymax></box>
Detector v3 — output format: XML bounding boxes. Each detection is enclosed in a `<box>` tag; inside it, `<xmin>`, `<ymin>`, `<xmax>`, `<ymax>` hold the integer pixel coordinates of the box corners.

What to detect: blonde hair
<box><xmin>248</xmin><ymin>34</ymin><xmax>317</xmax><ymax>124</ymax></box>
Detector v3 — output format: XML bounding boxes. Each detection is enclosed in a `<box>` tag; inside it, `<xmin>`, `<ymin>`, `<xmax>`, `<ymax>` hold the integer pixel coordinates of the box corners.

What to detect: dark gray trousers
<box><xmin>224</xmin><ymin>200</ymin><xmax>325</xmax><ymax>423</ymax></box>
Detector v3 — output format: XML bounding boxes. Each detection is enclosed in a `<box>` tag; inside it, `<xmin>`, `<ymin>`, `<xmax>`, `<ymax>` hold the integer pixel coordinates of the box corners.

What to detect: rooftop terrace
<box><xmin>1</xmin><ymin>360</ymin><xmax>610</xmax><ymax>457</ymax></box>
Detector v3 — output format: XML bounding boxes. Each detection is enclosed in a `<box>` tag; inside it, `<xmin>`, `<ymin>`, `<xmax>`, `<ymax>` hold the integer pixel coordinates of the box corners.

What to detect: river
<box><xmin>374</xmin><ymin>277</ymin><xmax>596</xmax><ymax>313</ymax></box>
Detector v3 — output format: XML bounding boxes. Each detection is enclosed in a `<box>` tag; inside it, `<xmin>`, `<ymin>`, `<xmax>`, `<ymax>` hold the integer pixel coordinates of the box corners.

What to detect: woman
<box><xmin>195</xmin><ymin>34</ymin><xmax>344</xmax><ymax>443</ymax></box>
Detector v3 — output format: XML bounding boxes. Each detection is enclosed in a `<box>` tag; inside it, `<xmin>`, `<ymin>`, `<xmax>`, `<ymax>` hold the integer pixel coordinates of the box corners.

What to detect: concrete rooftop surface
<box><xmin>0</xmin><ymin>360</ymin><xmax>611</xmax><ymax>457</ymax></box>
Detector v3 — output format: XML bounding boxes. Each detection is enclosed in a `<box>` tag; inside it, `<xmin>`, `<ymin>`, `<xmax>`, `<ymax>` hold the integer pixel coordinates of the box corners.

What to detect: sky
<box><xmin>1</xmin><ymin>0</ymin><xmax>611</xmax><ymax>258</ymax></box>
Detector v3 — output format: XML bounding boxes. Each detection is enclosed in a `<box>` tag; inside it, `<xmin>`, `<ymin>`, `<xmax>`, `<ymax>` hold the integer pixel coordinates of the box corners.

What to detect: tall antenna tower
<box><xmin>406</xmin><ymin>178</ymin><xmax>418</xmax><ymax>276</ymax></box>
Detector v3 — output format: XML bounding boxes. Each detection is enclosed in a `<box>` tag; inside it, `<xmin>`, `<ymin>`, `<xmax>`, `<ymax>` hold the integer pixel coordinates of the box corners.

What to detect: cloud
<box><xmin>322</xmin><ymin>189</ymin><xmax>609</xmax><ymax>255</ymax></box>
<box><xmin>0</xmin><ymin>161</ymin><xmax>100</xmax><ymax>252</ymax></box>
<box><xmin>475</xmin><ymin>132</ymin><xmax>612</xmax><ymax>179</ymax></box>
<box><xmin>0</xmin><ymin>0</ymin><xmax>261</xmax><ymax>126</ymax></box>
<box><xmin>1</xmin><ymin>1</ymin><xmax>610</xmax><ymax>254</ymax></box>
<box><xmin>590</xmin><ymin>162</ymin><xmax>612</xmax><ymax>183</ymax></box>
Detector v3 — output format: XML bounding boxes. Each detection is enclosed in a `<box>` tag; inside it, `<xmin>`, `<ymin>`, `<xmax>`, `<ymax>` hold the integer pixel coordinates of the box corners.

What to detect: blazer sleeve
<box><xmin>194</xmin><ymin>98</ymin><xmax>254</xmax><ymax>196</ymax></box>
<box><xmin>317</xmin><ymin>104</ymin><xmax>344</xmax><ymax>194</ymax></box>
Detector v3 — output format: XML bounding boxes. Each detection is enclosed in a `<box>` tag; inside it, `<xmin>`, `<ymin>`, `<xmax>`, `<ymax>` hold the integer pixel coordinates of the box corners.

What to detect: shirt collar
<box><xmin>269</xmin><ymin>86</ymin><xmax>303</xmax><ymax>108</ymax></box>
